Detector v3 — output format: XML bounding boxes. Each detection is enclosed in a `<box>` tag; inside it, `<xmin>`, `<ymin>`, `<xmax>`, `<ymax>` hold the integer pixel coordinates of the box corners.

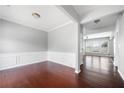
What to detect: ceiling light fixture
<box><xmin>32</xmin><ymin>12</ymin><xmax>40</xmax><ymax>19</ymax></box>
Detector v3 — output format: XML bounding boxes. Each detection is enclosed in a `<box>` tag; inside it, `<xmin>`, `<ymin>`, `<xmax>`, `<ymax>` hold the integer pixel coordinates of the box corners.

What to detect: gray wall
<box><xmin>48</xmin><ymin>23</ymin><xmax>77</xmax><ymax>53</ymax></box>
<box><xmin>0</xmin><ymin>19</ymin><xmax>47</xmax><ymax>53</ymax></box>
<box><xmin>0</xmin><ymin>19</ymin><xmax>77</xmax><ymax>54</ymax></box>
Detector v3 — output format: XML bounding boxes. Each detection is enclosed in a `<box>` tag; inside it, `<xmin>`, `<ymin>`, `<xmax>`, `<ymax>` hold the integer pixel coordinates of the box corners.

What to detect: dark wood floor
<box><xmin>0</xmin><ymin>56</ymin><xmax>124</xmax><ymax>88</ymax></box>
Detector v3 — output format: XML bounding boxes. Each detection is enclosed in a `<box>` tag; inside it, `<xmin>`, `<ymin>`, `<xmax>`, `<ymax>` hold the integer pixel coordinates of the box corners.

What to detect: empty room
<box><xmin>0</xmin><ymin>5</ymin><xmax>124</xmax><ymax>88</ymax></box>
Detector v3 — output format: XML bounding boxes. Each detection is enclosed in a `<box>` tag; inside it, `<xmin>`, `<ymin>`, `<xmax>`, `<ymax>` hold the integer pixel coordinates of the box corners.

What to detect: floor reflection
<box><xmin>84</xmin><ymin>56</ymin><xmax>113</xmax><ymax>71</ymax></box>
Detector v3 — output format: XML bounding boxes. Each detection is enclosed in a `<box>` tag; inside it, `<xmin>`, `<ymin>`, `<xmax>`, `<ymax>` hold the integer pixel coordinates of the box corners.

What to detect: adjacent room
<box><xmin>0</xmin><ymin>5</ymin><xmax>124</xmax><ymax>88</ymax></box>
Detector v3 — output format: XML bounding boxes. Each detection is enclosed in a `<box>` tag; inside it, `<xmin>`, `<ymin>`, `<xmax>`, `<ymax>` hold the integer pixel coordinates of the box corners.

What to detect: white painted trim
<box><xmin>75</xmin><ymin>69</ymin><xmax>81</xmax><ymax>73</ymax></box>
<box><xmin>0</xmin><ymin>16</ymin><xmax>73</xmax><ymax>33</ymax></box>
<box><xmin>113</xmin><ymin>60</ymin><xmax>118</xmax><ymax>67</ymax></box>
<box><xmin>49</xmin><ymin>21</ymin><xmax>73</xmax><ymax>31</ymax></box>
<box><xmin>0</xmin><ymin>51</ymin><xmax>77</xmax><ymax>71</ymax></box>
<box><xmin>0</xmin><ymin>16</ymin><xmax>48</xmax><ymax>32</ymax></box>
<box><xmin>0</xmin><ymin>60</ymin><xmax>46</xmax><ymax>71</ymax></box>
<box><xmin>0</xmin><ymin>51</ymin><xmax>47</xmax><ymax>71</ymax></box>
<box><xmin>113</xmin><ymin>61</ymin><xmax>116</xmax><ymax>67</ymax></box>
<box><xmin>75</xmin><ymin>23</ymin><xmax>81</xmax><ymax>73</ymax></box>
<box><xmin>112</xmin><ymin>59</ymin><xmax>124</xmax><ymax>81</ymax></box>
<box><xmin>118</xmin><ymin>69</ymin><xmax>124</xmax><ymax>81</ymax></box>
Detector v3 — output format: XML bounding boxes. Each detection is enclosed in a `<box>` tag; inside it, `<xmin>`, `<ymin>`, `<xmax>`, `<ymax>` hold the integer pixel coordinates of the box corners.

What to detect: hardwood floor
<box><xmin>0</xmin><ymin>56</ymin><xmax>124</xmax><ymax>88</ymax></box>
<box><xmin>80</xmin><ymin>56</ymin><xmax>124</xmax><ymax>88</ymax></box>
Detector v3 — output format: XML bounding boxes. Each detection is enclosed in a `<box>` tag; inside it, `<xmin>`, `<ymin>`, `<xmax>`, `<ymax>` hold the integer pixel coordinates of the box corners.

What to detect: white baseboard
<box><xmin>118</xmin><ymin>69</ymin><xmax>124</xmax><ymax>81</ymax></box>
<box><xmin>0</xmin><ymin>60</ymin><xmax>46</xmax><ymax>71</ymax></box>
<box><xmin>0</xmin><ymin>52</ymin><xmax>47</xmax><ymax>71</ymax></box>
<box><xmin>75</xmin><ymin>69</ymin><xmax>81</xmax><ymax>73</ymax></box>
<box><xmin>112</xmin><ymin>61</ymin><xmax>124</xmax><ymax>81</ymax></box>
<box><xmin>113</xmin><ymin>61</ymin><xmax>117</xmax><ymax>67</ymax></box>
<box><xmin>113</xmin><ymin>59</ymin><xmax>118</xmax><ymax>67</ymax></box>
<box><xmin>47</xmin><ymin>51</ymin><xmax>76</xmax><ymax>68</ymax></box>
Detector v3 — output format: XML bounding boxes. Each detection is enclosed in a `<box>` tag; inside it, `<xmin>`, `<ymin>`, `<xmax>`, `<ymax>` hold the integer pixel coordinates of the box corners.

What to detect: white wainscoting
<box><xmin>0</xmin><ymin>54</ymin><xmax>17</xmax><ymax>69</ymax></box>
<box><xmin>0</xmin><ymin>51</ymin><xmax>76</xmax><ymax>71</ymax></box>
<box><xmin>0</xmin><ymin>52</ymin><xmax>47</xmax><ymax>70</ymax></box>
<box><xmin>47</xmin><ymin>51</ymin><xmax>76</xmax><ymax>68</ymax></box>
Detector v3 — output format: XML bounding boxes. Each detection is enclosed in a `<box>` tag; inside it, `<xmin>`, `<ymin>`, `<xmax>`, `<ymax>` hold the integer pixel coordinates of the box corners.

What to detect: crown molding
<box><xmin>49</xmin><ymin>21</ymin><xmax>73</xmax><ymax>32</ymax></box>
<box><xmin>0</xmin><ymin>16</ymin><xmax>49</xmax><ymax>32</ymax></box>
<box><xmin>0</xmin><ymin>16</ymin><xmax>74</xmax><ymax>32</ymax></box>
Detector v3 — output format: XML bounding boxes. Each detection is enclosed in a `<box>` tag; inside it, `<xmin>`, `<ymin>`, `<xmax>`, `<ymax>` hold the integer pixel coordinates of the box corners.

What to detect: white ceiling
<box><xmin>73</xmin><ymin>5</ymin><xmax>99</xmax><ymax>18</ymax></box>
<box><xmin>0</xmin><ymin>5</ymin><xmax>72</xmax><ymax>32</ymax></box>
<box><xmin>73</xmin><ymin>5</ymin><xmax>124</xmax><ymax>19</ymax></box>
<box><xmin>83</xmin><ymin>14</ymin><xmax>118</xmax><ymax>29</ymax></box>
<box><xmin>0</xmin><ymin>5</ymin><xmax>124</xmax><ymax>32</ymax></box>
<box><xmin>73</xmin><ymin>5</ymin><xmax>124</xmax><ymax>30</ymax></box>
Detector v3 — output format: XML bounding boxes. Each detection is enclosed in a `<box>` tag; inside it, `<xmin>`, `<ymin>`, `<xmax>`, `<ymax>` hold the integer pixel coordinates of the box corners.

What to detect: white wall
<box><xmin>117</xmin><ymin>13</ymin><xmax>124</xmax><ymax>80</ymax></box>
<box><xmin>0</xmin><ymin>19</ymin><xmax>48</xmax><ymax>70</ymax></box>
<box><xmin>113</xmin><ymin>32</ymin><xmax>119</xmax><ymax>66</ymax></box>
<box><xmin>80</xmin><ymin>27</ymin><xmax>83</xmax><ymax>65</ymax></box>
<box><xmin>0</xmin><ymin>19</ymin><xmax>80</xmax><ymax>71</ymax></box>
<box><xmin>48</xmin><ymin>22</ymin><xmax>78</xmax><ymax>68</ymax></box>
<box><xmin>113</xmin><ymin>19</ymin><xmax>119</xmax><ymax>66</ymax></box>
<box><xmin>48</xmin><ymin>23</ymin><xmax>77</xmax><ymax>53</ymax></box>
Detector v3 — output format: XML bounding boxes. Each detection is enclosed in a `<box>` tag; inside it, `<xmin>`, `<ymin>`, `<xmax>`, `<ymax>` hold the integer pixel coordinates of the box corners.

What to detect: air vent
<box><xmin>94</xmin><ymin>19</ymin><xmax>100</xmax><ymax>24</ymax></box>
